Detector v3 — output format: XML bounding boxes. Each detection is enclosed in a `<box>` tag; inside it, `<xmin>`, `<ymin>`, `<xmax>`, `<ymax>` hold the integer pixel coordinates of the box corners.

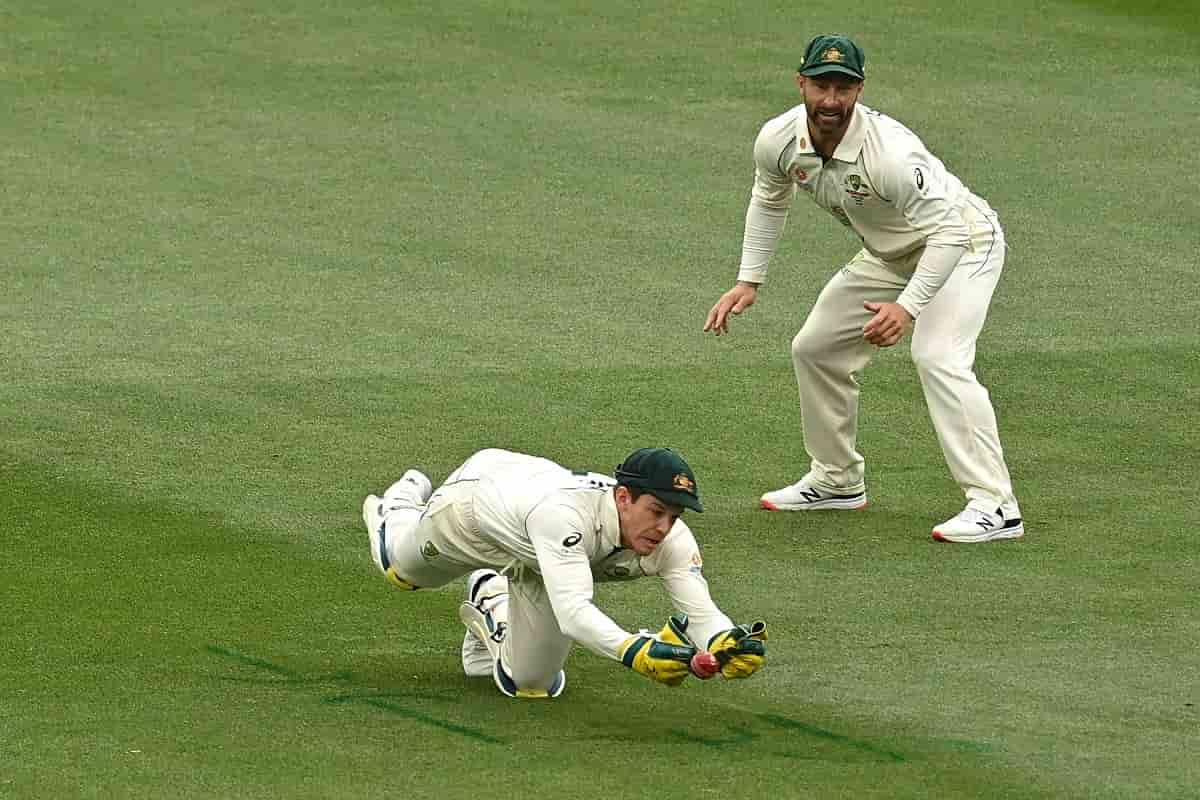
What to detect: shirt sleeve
<box><xmin>649</xmin><ymin>523</ymin><xmax>734</xmax><ymax>648</ymax></box>
<box><xmin>879</xmin><ymin>149</ymin><xmax>970</xmax><ymax>318</ymax></box>
<box><xmin>736</xmin><ymin>122</ymin><xmax>797</xmax><ymax>285</ymax></box>
<box><xmin>525</xmin><ymin>503</ymin><xmax>633</xmax><ymax>660</ymax></box>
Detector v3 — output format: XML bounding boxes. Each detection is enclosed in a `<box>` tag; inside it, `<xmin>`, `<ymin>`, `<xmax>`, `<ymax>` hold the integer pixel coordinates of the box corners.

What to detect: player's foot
<box><xmin>362</xmin><ymin>494</ymin><xmax>387</xmax><ymax>571</ymax></box>
<box><xmin>932</xmin><ymin>502</ymin><xmax>1024</xmax><ymax>543</ymax></box>
<box><xmin>362</xmin><ymin>493</ymin><xmax>421</xmax><ymax>589</ymax></box>
<box><xmin>461</xmin><ymin>570</ymin><xmax>502</xmax><ymax>677</ymax></box>
<box><xmin>382</xmin><ymin>469</ymin><xmax>433</xmax><ymax>507</ymax></box>
<box><xmin>760</xmin><ymin>475</ymin><xmax>867</xmax><ymax>511</ymax></box>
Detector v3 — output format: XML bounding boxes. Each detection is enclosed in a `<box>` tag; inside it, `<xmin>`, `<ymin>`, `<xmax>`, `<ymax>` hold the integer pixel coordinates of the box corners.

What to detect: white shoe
<box><xmin>362</xmin><ymin>494</ymin><xmax>420</xmax><ymax>589</ymax></box>
<box><xmin>932</xmin><ymin>503</ymin><xmax>1024</xmax><ymax>543</ymax></box>
<box><xmin>383</xmin><ymin>469</ymin><xmax>433</xmax><ymax>508</ymax></box>
<box><xmin>461</xmin><ymin>631</ymin><xmax>494</xmax><ymax>677</ymax></box>
<box><xmin>760</xmin><ymin>475</ymin><xmax>867</xmax><ymax>511</ymax></box>
<box><xmin>461</xmin><ymin>570</ymin><xmax>502</xmax><ymax>677</ymax></box>
<box><xmin>362</xmin><ymin>495</ymin><xmax>387</xmax><ymax>572</ymax></box>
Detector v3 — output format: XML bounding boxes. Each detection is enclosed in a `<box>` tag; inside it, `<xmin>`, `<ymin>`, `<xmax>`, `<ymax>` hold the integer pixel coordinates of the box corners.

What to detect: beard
<box><xmin>806</xmin><ymin>103</ymin><xmax>853</xmax><ymax>133</ymax></box>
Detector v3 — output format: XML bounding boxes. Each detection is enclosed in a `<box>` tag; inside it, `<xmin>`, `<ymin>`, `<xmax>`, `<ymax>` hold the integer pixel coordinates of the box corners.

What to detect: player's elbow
<box><xmin>552</xmin><ymin>603</ymin><xmax>593</xmax><ymax>643</ymax></box>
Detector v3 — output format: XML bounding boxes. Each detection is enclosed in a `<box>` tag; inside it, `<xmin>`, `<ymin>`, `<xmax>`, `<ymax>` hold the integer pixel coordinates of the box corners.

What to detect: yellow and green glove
<box><xmin>708</xmin><ymin>621</ymin><xmax>768</xmax><ymax>679</ymax></box>
<box><xmin>619</xmin><ymin>615</ymin><xmax>698</xmax><ymax>686</ymax></box>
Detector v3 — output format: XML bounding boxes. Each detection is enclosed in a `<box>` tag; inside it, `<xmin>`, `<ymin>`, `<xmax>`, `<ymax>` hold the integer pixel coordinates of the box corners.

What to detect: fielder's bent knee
<box><xmin>910</xmin><ymin>338</ymin><xmax>959</xmax><ymax>375</ymax></box>
<box><xmin>791</xmin><ymin>328</ymin><xmax>825</xmax><ymax>365</ymax></box>
<box><xmin>494</xmin><ymin>659</ymin><xmax>567</xmax><ymax>699</ymax></box>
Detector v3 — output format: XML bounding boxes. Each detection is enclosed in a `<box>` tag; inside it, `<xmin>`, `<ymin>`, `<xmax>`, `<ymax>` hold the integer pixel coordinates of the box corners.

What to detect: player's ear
<box><xmin>795</xmin><ymin>73</ymin><xmax>805</xmax><ymax>92</ymax></box>
<box><xmin>614</xmin><ymin>485</ymin><xmax>631</xmax><ymax>508</ymax></box>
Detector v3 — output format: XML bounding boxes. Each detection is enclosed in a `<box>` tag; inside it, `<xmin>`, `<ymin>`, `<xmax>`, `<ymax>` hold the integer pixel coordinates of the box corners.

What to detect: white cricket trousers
<box><xmin>790</xmin><ymin>213</ymin><xmax>1019</xmax><ymax>516</ymax></box>
<box><xmin>379</xmin><ymin>471</ymin><xmax>572</xmax><ymax>693</ymax></box>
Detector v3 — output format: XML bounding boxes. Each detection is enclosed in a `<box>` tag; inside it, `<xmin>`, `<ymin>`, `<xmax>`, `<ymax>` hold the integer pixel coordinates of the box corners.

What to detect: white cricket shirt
<box><xmin>737</xmin><ymin>102</ymin><xmax>1000</xmax><ymax>317</ymax></box>
<box><xmin>445</xmin><ymin>449</ymin><xmax>734</xmax><ymax>661</ymax></box>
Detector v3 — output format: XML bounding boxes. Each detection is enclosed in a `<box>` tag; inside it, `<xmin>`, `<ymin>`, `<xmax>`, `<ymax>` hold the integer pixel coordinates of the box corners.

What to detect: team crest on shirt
<box><xmin>420</xmin><ymin>540</ymin><xmax>439</xmax><ymax>559</ymax></box>
<box><xmin>843</xmin><ymin>173</ymin><xmax>871</xmax><ymax>205</ymax></box>
<box><xmin>791</xmin><ymin>165</ymin><xmax>809</xmax><ymax>182</ymax></box>
<box><xmin>689</xmin><ymin>552</ymin><xmax>704</xmax><ymax>575</ymax></box>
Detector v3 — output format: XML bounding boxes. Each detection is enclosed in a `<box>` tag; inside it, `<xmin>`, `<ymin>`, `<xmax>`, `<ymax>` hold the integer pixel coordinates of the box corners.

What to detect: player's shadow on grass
<box><xmin>206</xmin><ymin>644</ymin><xmax>922</xmax><ymax>762</ymax></box>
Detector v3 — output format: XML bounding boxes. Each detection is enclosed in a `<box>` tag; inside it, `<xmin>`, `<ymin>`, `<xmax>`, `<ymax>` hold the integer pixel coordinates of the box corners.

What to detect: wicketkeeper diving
<box><xmin>361</xmin><ymin>447</ymin><xmax>767</xmax><ymax>698</ymax></box>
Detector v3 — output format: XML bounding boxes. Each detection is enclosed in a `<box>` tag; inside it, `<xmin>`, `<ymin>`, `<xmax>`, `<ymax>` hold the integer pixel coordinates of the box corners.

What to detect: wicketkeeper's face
<box><xmin>616</xmin><ymin>487</ymin><xmax>683</xmax><ymax>555</ymax></box>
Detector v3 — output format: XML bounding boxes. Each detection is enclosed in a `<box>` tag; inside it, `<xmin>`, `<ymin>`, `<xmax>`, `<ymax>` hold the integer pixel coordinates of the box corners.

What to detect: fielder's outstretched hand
<box><xmin>620</xmin><ymin>615</ymin><xmax>698</xmax><ymax>686</ymax></box>
<box><xmin>704</xmin><ymin>283</ymin><xmax>759</xmax><ymax>336</ymax></box>
<box><xmin>708</xmin><ymin>621</ymin><xmax>768</xmax><ymax>679</ymax></box>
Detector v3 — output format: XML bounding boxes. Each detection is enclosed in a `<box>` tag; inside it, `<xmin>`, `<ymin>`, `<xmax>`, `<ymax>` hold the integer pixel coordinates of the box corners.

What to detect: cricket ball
<box><xmin>690</xmin><ymin>651</ymin><xmax>720</xmax><ymax>680</ymax></box>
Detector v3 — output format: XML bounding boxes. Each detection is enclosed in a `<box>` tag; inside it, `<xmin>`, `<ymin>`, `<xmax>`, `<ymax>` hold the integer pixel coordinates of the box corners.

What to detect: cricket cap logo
<box><xmin>798</xmin><ymin>34</ymin><xmax>866</xmax><ymax>80</ymax></box>
<box><xmin>613</xmin><ymin>447</ymin><xmax>704</xmax><ymax>512</ymax></box>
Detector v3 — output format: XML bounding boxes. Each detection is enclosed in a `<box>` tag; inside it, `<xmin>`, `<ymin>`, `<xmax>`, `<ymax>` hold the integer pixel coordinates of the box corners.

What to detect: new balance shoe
<box><xmin>932</xmin><ymin>503</ymin><xmax>1024</xmax><ymax>543</ymax></box>
<box><xmin>760</xmin><ymin>476</ymin><xmax>868</xmax><ymax>511</ymax></box>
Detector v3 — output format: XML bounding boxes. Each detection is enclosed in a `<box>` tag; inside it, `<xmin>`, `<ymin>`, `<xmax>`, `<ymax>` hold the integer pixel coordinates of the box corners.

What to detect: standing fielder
<box><xmin>361</xmin><ymin>447</ymin><xmax>766</xmax><ymax>697</ymax></box>
<box><xmin>704</xmin><ymin>34</ymin><xmax>1023</xmax><ymax>543</ymax></box>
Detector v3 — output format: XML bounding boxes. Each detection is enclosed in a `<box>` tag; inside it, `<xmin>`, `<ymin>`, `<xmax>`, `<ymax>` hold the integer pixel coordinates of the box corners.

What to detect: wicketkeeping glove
<box><xmin>708</xmin><ymin>621</ymin><xmax>767</xmax><ymax>679</ymax></box>
<box><xmin>619</xmin><ymin>615</ymin><xmax>698</xmax><ymax>686</ymax></box>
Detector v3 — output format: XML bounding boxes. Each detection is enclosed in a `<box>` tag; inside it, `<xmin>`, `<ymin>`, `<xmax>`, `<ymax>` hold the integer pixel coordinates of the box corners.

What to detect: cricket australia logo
<box><xmin>843</xmin><ymin>173</ymin><xmax>871</xmax><ymax>205</ymax></box>
<box><xmin>420</xmin><ymin>540</ymin><xmax>439</xmax><ymax>560</ymax></box>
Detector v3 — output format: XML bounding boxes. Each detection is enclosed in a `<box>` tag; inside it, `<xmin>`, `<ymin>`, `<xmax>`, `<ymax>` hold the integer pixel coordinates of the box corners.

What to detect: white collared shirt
<box><xmin>737</xmin><ymin>103</ymin><xmax>999</xmax><ymax>316</ymax></box>
<box><xmin>450</xmin><ymin>449</ymin><xmax>734</xmax><ymax>660</ymax></box>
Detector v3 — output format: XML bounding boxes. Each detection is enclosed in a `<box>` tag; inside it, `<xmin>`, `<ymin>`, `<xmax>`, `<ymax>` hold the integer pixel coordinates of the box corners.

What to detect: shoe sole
<box><xmin>761</xmin><ymin>497</ymin><xmax>868</xmax><ymax>511</ymax></box>
<box><xmin>461</xmin><ymin>632</ymin><xmax>493</xmax><ymax>677</ymax></box>
<box><xmin>364</xmin><ymin>495</ymin><xmax>421</xmax><ymax>589</ymax></box>
<box><xmin>932</xmin><ymin>523</ymin><xmax>1025</xmax><ymax>543</ymax></box>
<box><xmin>362</xmin><ymin>495</ymin><xmax>384</xmax><ymax>569</ymax></box>
<box><xmin>459</xmin><ymin>602</ymin><xmax>503</xmax><ymax>661</ymax></box>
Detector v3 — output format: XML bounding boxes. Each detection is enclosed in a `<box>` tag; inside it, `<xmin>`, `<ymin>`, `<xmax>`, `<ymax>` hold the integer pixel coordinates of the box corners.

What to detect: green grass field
<box><xmin>4</xmin><ymin>1</ymin><xmax>1198</xmax><ymax>798</ymax></box>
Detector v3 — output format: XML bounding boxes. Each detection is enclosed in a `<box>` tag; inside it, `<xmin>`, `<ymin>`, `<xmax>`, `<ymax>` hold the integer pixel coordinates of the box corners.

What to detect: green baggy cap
<box><xmin>614</xmin><ymin>447</ymin><xmax>703</xmax><ymax>513</ymax></box>
<box><xmin>799</xmin><ymin>34</ymin><xmax>865</xmax><ymax>80</ymax></box>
